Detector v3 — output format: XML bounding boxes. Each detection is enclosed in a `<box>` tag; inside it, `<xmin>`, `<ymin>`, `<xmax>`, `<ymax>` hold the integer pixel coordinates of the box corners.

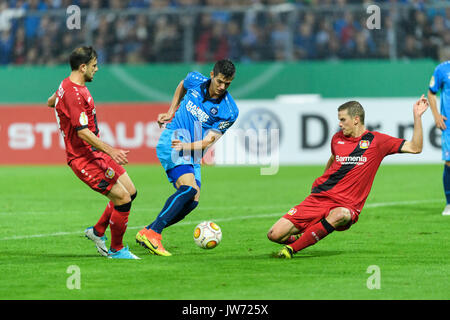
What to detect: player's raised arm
<box><xmin>171</xmin><ymin>130</ymin><xmax>222</xmax><ymax>152</ymax></box>
<box><xmin>77</xmin><ymin>128</ymin><xmax>129</xmax><ymax>165</ymax></box>
<box><xmin>401</xmin><ymin>95</ymin><xmax>429</xmax><ymax>154</ymax></box>
<box><xmin>157</xmin><ymin>80</ymin><xmax>187</xmax><ymax>128</ymax></box>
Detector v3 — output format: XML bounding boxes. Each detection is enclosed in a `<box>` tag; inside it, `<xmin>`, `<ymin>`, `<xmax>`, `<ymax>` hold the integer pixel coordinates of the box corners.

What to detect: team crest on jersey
<box><xmin>210</xmin><ymin>107</ymin><xmax>218</xmax><ymax>115</ymax></box>
<box><xmin>79</xmin><ymin>112</ymin><xmax>88</xmax><ymax>126</ymax></box>
<box><xmin>105</xmin><ymin>168</ymin><xmax>115</xmax><ymax>179</ymax></box>
<box><xmin>359</xmin><ymin>140</ymin><xmax>370</xmax><ymax>149</ymax></box>
<box><xmin>287</xmin><ymin>208</ymin><xmax>297</xmax><ymax>216</ymax></box>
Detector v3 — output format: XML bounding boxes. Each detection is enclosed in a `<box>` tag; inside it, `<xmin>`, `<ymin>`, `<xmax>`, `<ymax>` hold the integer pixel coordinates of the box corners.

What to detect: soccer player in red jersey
<box><xmin>47</xmin><ymin>46</ymin><xmax>140</xmax><ymax>259</ymax></box>
<box><xmin>267</xmin><ymin>95</ymin><xmax>429</xmax><ymax>258</ymax></box>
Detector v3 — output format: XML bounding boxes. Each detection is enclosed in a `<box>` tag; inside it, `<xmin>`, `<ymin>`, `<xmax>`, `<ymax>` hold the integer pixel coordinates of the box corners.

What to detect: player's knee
<box><xmin>179</xmin><ymin>184</ymin><xmax>198</xmax><ymax>199</ymax></box>
<box><xmin>327</xmin><ymin>208</ymin><xmax>351</xmax><ymax>227</ymax></box>
<box><xmin>114</xmin><ymin>200</ymin><xmax>132</xmax><ymax>213</ymax></box>
<box><xmin>267</xmin><ymin>228</ymin><xmax>282</xmax><ymax>243</ymax></box>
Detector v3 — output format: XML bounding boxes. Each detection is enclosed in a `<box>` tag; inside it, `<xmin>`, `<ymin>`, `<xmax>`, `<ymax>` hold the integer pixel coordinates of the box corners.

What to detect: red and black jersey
<box><xmin>311</xmin><ymin>130</ymin><xmax>405</xmax><ymax>213</ymax></box>
<box><xmin>54</xmin><ymin>77</ymin><xmax>99</xmax><ymax>164</ymax></box>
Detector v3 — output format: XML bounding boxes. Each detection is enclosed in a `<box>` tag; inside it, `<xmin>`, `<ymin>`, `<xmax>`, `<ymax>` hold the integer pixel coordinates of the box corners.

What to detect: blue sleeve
<box><xmin>183</xmin><ymin>72</ymin><xmax>207</xmax><ymax>90</ymax></box>
<box><xmin>211</xmin><ymin>104</ymin><xmax>239</xmax><ymax>134</ymax></box>
<box><xmin>429</xmin><ymin>66</ymin><xmax>443</xmax><ymax>94</ymax></box>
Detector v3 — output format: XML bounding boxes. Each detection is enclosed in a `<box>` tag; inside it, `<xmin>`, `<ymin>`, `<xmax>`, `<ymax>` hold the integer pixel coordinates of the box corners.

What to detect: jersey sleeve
<box><xmin>210</xmin><ymin>119</ymin><xmax>235</xmax><ymax>134</ymax></box>
<box><xmin>429</xmin><ymin>65</ymin><xmax>443</xmax><ymax>94</ymax></box>
<box><xmin>376</xmin><ymin>132</ymin><xmax>406</xmax><ymax>157</ymax></box>
<box><xmin>64</xmin><ymin>89</ymin><xmax>90</xmax><ymax>130</ymax></box>
<box><xmin>183</xmin><ymin>71</ymin><xmax>208</xmax><ymax>90</ymax></box>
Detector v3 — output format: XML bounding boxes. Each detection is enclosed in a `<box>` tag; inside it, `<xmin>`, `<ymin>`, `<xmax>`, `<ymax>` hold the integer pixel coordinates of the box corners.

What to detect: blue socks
<box><xmin>166</xmin><ymin>200</ymin><xmax>199</xmax><ymax>228</ymax></box>
<box><xmin>147</xmin><ymin>185</ymin><xmax>197</xmax><ymax>233</ymax></box>
<box><xmin>443</xmin><ymin>165</ymin><xmax>450</xmax><ymax>204</ymax></box>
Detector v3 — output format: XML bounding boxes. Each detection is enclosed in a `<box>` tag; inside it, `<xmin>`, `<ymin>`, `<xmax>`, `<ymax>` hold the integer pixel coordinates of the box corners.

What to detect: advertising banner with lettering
<box><xmin>0</xmin><ymin>98</ymin><xmax>441</xmax><ymax>165</ymax></box>
<box><xmin>213</xmin><ymin>97</ymin><xmax>441</xmax><ymax>168</ymax></box>
<box><xmin>0</xmin><ymin>103</ymin><xmax>167</xmax><ymax>164</ymax></box>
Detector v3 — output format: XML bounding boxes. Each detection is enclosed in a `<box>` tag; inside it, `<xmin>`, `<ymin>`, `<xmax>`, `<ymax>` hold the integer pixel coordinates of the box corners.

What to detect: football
<box><xmin>193</xmin><ymin>221</ymin><xmax>222</xmax><ymax>249</ymax></box>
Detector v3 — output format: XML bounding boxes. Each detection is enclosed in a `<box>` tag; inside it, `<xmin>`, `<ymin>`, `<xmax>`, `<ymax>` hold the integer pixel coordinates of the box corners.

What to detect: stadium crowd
<box><xmin>0</xmin><ymin>0</ymin><xmax>449</xmax><ymax>65</ymax></box>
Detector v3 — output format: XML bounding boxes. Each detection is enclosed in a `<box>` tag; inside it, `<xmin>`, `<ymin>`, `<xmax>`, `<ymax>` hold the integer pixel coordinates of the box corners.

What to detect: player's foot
<box><xmin>136</xmin><ymin>228</ymin><xmax>172</xmax><ymax>256</ymax></box>
<box><xmin>442</xmin><ymin>204</ymin><xmax>450</xmax><ymax>216</ymax></box>
<box><xmin>277</xmin><ymin>245</ymin><xmax>294</xmax><ymax>259</ymax></box>
<box><xmin>84</xmin><ymin>226</ymin><xmax>108</xmax><ymax>257</ymax></box>
<box><xmin>108</xmin><ymin>246</ymin><xmax>141</xmax><ymax>259</ymax></box>
<box><xmin>284</xmin><ymin>234</ymin><xmax>302</xmax><ymax>244</ymax></box>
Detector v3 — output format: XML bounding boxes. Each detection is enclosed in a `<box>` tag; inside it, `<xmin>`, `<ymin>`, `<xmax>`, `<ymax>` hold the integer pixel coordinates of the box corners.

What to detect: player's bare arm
<box><xmin>77</xmin><ymin>128</ymin><xmax>129</xmax><ymax>165</ymax></box>
<box><xmin>157</xmin><ymin>80</ymin><xmax>187</xmax><ymax>128</ymax></box>
<box><xmin>428</xmin><ymin>89</ymin><xmax>446</xmax><ymax>130</ymax></box>
<box><xmin>401</xmin><ymin>95</ymin><xmax>429</xmax><ymax>154</ymax></box>
<box><xmin>47</xmin><ymin>92</ymin><xmax>57</xmax><ymax>108</ymax></box>
<box><xmin>324</xmin><ymin>154</ymin><xmax>335</xmax><ymax>172</ymax></box>
<box><xmin>171</xmin><ymin>130</ymin><xmax>222</xmax><ymax>152</ymax></box>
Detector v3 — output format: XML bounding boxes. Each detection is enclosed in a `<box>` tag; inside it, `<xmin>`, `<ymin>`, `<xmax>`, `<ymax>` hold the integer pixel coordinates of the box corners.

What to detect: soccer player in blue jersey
<box><xmin>428</xmin><ymin>60</ymin><xmax>450</xmax><ymax>216</ymax></box>
<box><xmin>136</xmin><ymin>59</ymin><xmax>239</xmax><ymax>256</ymax></box>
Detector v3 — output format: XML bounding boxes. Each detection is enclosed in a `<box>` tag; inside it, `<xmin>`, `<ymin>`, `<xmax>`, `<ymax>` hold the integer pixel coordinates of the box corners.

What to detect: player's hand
<box><xmin>157</xmin><ymin>112</ymin><xmax>174</xmax><ymax>128</ymax></box>
<box><xmin>434</xmin><ymin>114</ymin><xmax>447</xmax><ymax>130</ymax></box>
<box><xmin>110</xmin><ymin>149</ymin><xmax>130</xmax><ymax>165</ymax></box>
<box><xmin>47</xmin><ymin>93</ymin><xmax>57</xmax><ymax>108</ymax></box>
<box><xmin>413</xmin><ymin>94</ymin><xmax>429</xmax><ymax>118</ymax></box>
<box><xmin>171</xmin><ymin>139</ymin><xmax>185</xmax><ymax>151</ymax></box>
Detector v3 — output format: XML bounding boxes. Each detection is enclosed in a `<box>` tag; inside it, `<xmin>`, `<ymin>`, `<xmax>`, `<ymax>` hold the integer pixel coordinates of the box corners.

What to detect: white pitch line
<box><xmin>0</xmin><ymin>199</ymin><xmax>442</xmax><ymax>241</ymax></box>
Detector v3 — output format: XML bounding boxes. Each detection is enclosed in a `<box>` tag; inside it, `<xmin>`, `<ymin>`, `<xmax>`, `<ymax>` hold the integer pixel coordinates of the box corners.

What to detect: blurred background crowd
<box><xmin>0</xmin><ymin>0</ymin><xmax>449</xmax><ymax>65</ymax></box>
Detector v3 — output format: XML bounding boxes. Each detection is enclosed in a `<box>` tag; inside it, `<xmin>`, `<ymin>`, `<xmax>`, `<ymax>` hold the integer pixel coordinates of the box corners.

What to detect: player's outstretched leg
<box><xmin>277</xmin><ymin>218</ymin><xmax>335</xmax><ymax>258</ymax></box>
<box><xmin>136</xmin><ymin>185</ymin><xmax>197</xmax><ymax>256</ymax></box>
<box><xmin>276</xmin><ymin>208</ymin><xmax>352</xmax><ymax>258</ymax></box>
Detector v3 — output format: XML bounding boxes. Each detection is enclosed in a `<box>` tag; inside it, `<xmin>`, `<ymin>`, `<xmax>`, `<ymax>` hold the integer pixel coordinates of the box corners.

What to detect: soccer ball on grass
<box><xmin>193</xmin><ymin>221</ymin><xmax>222</xmax><ymax>249</ymax></box>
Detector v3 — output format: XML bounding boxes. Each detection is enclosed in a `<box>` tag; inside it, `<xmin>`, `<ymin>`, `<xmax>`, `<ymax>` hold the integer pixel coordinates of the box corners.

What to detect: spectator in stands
<box><xmin>1</xmin><ymin>0</ymin><xmax>450</xmax><ymax>65</ymax></box>
<box><xmin>196</xmin><ymin>21</ymin><xmax>229</xmax><ymax>63</ymax></box>
<box><xmin>401</xmin><ymin>34</ymin><xmax>423</xmax><ymax>59</ymax></box>
<box><xmin>271</xmin><ymin>20</ymin><xmax>291</xmax><ymax>61</ymax></box>
<box><xmin>294</xmin><ymin>21</ymin><xmax>316</xmax><ymax>60</ymax></box>
<box><xmin>153</xmin><ymin>15</ymin><xmax>182</xmax><ymax>62</ymax></box>
<box><xmin>227</xmin><ymin>19</ymin><xmax>243</xmax><ymax>62</ymax></box>
<box><xmin>22</xmin><ymin>0</ymin><xmax>47</xmax><ymax>42</ymax></box>
<box><xmin>12</xmin><ymin>26</ymin><xmax>26</xmax><ymax>64</ymax></box>
<box><xmin>0</xmin><ymin>29</ymin><xmax>14</xmax><ymax>64</ymax></box>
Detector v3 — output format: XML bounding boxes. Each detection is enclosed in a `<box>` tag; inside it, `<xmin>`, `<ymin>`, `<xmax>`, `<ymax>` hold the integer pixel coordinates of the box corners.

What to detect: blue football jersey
<box><xmin>429</xmin><ymin>61</ymin><xmax>450</xmax><ymax>121</ymax></box>
<box><xmin>166</xmin><ymin>71</ymin><xmax>239</xmax><ymax>142</ymax></box>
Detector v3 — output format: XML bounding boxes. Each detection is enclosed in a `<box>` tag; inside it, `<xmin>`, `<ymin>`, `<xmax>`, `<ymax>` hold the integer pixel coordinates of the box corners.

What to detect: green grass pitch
<box><xmin>0</xmin><ymin>164</ymin><xmax>448</xmax><ymax>300</ymax></box>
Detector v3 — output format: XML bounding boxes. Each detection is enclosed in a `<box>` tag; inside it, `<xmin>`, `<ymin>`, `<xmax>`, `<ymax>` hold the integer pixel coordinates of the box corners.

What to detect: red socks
<box><xmin>94</xmin><ymin>201</ymin><xmax>131</xmax><ymax>252</ymax></box>
<box><xmin>290</xmin><ymin>219</ymin><xmax>335</xmax><ymax>253</ymax></box>
<box><xmin>94</xmin><ymin>201</ymin><xmax>114</xmax><ymax>237</ymax></box>
<box><xmin>109</xmin><ymin>210</ymin><xmax>129</xmax><ymax>251</ymax></box>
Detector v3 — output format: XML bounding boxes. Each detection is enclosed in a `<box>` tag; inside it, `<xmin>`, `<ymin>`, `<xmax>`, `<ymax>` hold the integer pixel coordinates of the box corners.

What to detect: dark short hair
<box><xmin>69</xmin><ymin>46</ymin><xmax>97</xmax><ymax>71</ymax></box>
<box><xmin>213</xmin><ymin>59</ymin><xmax>235</xmax><ymax>78</ymax></box>
<box><xmin>338</xmin><ymin>101</ymin><xmax>365</xmax><ymax>124</ymax></box>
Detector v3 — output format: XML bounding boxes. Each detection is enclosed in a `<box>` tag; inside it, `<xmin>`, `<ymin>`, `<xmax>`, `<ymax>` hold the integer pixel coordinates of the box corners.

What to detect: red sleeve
<box><xmin>376</xmin><ymin>132</ymin><xmax>406</xmax><ymax>157</ymax></box>
<box><xmin>64</xmin><ymin>89</ymin><xmax>89</xmax><ymax>130</ymax></box>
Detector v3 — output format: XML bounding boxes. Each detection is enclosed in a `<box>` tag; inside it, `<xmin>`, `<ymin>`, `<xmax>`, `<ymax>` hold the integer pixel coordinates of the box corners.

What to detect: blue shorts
<box><xmin>443</xmin><ymin>129</ymin><xmax>450</xmax><ymax>161</ymax></box>
<box><xmin>156</xmin><ymin>129</ymin><xmax>201</xmax><ymax>188</ymax></box>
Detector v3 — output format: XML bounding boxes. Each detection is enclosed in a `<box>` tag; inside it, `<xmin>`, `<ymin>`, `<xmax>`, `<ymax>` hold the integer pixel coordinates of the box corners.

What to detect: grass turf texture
<box><xmin>0</xmin><ymin>164</ymin><xmax>448</xmax><ymax>300</ymax></box>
